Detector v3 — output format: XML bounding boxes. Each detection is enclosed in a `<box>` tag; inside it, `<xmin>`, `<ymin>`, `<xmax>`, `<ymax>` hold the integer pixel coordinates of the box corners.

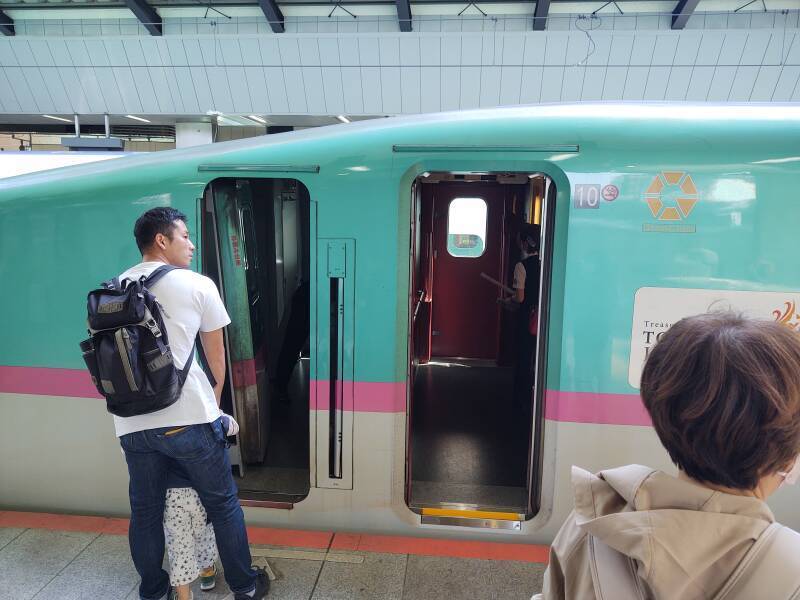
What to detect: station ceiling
<box><xmin>1</xmin><ymin>0</ymin><xmax>794</xmax><ymax>36</ymax></box>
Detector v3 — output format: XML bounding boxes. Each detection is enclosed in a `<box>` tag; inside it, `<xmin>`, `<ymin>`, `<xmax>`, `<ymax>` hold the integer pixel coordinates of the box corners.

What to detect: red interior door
<box><xmin>429</xmin><ymin>184</ymin><xmax>505</xmax><ymax>360</ymax></box>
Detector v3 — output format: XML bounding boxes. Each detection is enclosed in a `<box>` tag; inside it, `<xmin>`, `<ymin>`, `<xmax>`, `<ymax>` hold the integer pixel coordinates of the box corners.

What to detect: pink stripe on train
<box><xmin>0</xmin><ymin>366</ymin><xmax>651</xmax><ymax>425</ymax></box>
<box><xmin>311</xmin><ymin>380</ymin><xmax>407</xmax><ymax>413</ymax></box>
<box><xmin>544</xmin><ymin>390</ymin><xmax>652</xmax><ymax>427</ymax></box>
<box><xmin>0</xmin><ymin>366</ymin><xmax>102</xmax><ymax>399</ymax></box>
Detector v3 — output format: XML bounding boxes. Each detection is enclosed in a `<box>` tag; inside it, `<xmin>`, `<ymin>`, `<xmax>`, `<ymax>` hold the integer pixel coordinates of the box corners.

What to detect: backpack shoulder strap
<box><xmin>144</xmin><ymin>264</ymin><xmax>179</xmax><ymax>288</ymax></box>
<box><xmin>178</xmin><ymin>337</ymin><xmax>196</xmax><ymax>385</ymax></box>
<box><xmin>588</xmin><ymin>534</ymin><xmax>646</xmax><ymax>600</ymax></box>
<box><xmin>713</xmin><ymin>523</ymin><xmax>800</xmax><ymax>600</ymax></box>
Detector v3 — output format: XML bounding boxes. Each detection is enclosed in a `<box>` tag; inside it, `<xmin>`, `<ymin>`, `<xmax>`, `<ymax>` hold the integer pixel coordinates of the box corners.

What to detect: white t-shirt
<box><xmin>513</xmin><ymin>250</ymin><xmax>534</xmax><ymax>290</ymax></box>
<box><xmin>513</xmin><ymin>262</ymin><xmax>526</xmax><ymax>291</ymax></box>
<box><xmin>112</xmin><ymin>261</ymin><xmax>231</xmax><ymax>437</ymax></box>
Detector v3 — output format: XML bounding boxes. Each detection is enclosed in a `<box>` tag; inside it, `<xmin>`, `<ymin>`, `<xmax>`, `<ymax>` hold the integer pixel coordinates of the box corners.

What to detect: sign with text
<box><xmin>629</xmin><ymin>287</ymin><xmax>800</xmax><ymax>388</ymax></box>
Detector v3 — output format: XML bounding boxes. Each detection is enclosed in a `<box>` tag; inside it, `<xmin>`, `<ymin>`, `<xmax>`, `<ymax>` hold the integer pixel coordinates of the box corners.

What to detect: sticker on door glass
<box><xmin>447</xmin><ymin>197</ymin><xmax>487</xmax><ymax>258</ymax></box>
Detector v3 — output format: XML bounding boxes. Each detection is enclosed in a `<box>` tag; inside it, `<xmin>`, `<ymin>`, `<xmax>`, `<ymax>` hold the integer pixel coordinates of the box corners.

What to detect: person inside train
<box><xmin>116</xmin><ymin>207</ymin><xmax>269</xmax><ymax>600</ymax></box>
<box><xmin>508</xmin><ymin>222</ymin><xmax>541</xmax><ymax>413</ymax></box>
<box><xmin>537</xmin><ymin>312</ymin><xmax>800</xmax><ymax>599</ymax></box>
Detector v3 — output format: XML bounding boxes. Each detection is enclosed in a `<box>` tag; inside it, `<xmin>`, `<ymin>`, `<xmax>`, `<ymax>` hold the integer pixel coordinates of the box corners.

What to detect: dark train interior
<box><xmin>407</xmin><ymin>172</ymin><xmax>551</xmax><ymax>516</ymax></box>
<box><xmin>202</xmin><ymin>177</ymin><xmax>311</xmax><ymax>503</ymax></box>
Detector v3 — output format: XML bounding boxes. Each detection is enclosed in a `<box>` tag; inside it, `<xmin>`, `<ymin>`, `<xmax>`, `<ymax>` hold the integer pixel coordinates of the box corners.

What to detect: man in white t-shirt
<box><xmin>117</xmin><ymin>207</ymin><xmax>268</xmax><ymax>600</ymax></box>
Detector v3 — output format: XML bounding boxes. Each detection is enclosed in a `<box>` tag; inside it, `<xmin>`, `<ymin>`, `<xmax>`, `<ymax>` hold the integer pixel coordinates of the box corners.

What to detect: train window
<box><xmin>447</xmin><ymin>197</ymin><xmax>487</xmax><ymax>258</ymax></box>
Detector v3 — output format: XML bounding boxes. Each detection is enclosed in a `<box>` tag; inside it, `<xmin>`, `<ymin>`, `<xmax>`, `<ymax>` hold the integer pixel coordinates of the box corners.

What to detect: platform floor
<box><xmin>0</xmin><ymin>512</ymin><xmax>546</xmax><ymax>600</ymax></box>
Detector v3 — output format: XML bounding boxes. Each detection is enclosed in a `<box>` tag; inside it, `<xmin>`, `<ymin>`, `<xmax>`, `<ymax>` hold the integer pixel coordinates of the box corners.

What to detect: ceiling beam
<box><xmin>532</xmin><ymin>0</ymin><xmax>549</xmax><ymax>30</ymax></box>
<box><xmin>0</xmin><ymin>9</ymin><xmax>14</xmax><ymax>36</ymax></box>
<box><xmin>671</xmin><ymin>0</ymin><xmax>700</xmax><ymax>29</ymax></box>
<box><xmin>124</xmin><ymin>0</ymin><xmax>162</xmax><ymax>35</ymax></box>
<box><xmin>258</xmin><ymin>0</ymin><xmax>285</xmax><ymax>33</ymax></box>
<box><xmin>396</xmin><ymin>0</ymin><xmax>412</xmax><ymax>31</ymax></box>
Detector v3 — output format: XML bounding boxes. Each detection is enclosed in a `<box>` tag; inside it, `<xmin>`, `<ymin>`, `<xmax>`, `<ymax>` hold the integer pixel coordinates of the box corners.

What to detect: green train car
<box><xmin>2</xmin><ymin>104</ymin><xmax>799</xmax><ymax>543</ymax></box>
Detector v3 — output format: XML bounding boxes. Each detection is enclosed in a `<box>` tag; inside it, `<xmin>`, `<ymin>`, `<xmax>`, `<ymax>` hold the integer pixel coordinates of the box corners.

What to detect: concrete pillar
<box><xmin>176</xmin><ymin>122</ymin><xmax>213</xmax><ymax>148</ymax></box>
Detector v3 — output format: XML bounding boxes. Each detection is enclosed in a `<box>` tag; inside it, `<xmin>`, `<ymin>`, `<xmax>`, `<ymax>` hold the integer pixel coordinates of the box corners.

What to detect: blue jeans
<box><xmin>120</xmin><ymin>418</ymin><xmax>257</xmax><ymax>600</ymax></box>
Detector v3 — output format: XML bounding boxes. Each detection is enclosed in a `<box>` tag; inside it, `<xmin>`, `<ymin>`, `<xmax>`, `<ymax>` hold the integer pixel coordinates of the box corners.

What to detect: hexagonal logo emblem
<box><xmin>644</xmin><ymin>172</ymin><xmax>698</xmax><ymax>221</ymax></box>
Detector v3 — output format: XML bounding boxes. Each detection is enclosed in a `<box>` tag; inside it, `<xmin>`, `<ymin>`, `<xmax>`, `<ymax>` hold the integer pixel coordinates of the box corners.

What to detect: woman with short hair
<box><xmin>539</xmin><ymin>312</ymin><xmax>800</xmax><ymax>599</ymax></box>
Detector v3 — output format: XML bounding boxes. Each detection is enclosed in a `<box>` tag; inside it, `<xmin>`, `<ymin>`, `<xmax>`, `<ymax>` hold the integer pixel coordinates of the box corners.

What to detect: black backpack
<box><xmin>79</xmin><ymin>265</ymin><xmax>196</xmax><ymax>417</ymax></box>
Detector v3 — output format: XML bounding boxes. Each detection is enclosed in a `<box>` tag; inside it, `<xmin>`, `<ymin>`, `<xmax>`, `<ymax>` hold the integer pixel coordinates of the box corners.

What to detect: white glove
<box><xmin>220</xmin><ymin>412</ymin><xmax>240</xmax><ymax>436</ymax></box>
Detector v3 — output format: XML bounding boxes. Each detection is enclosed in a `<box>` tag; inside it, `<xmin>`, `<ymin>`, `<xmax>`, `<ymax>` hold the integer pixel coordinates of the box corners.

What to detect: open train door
<box><xmin>211</xmin><ymin>181</ymin><xmax>270</xmax><ymax>465</ymax></box>
<box><xmin>406</xmin><ymin>171</ymin><xmax>556</xmax><ymax>529</ymax></box>
<box><xmin>203</xmin><ymin>176</ymin><xmax>312</xmax><ymax>503</ymax></box>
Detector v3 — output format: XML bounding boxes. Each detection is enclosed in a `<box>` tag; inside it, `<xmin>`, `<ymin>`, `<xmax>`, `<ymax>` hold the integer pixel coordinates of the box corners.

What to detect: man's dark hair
<box><xmin>133</xmin><ymin>207</ymin><xmax>188</xmax><ymax>254</ymax></box>
<box><xmin>519</xmin><ymin>223</ymin><xmax>540</xmax><ymax>252</ymax></box>
<box><xmin>641</xmin><ymin>312</ymin><xmax>800</xmax><ymax>490</ymax></box>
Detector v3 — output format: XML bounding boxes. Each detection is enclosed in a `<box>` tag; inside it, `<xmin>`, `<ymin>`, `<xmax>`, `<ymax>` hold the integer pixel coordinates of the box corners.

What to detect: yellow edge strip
<box><xmin>421</xmin><ymin>508</ymin><xmax>521</xmax><ymax>521</ymax></box>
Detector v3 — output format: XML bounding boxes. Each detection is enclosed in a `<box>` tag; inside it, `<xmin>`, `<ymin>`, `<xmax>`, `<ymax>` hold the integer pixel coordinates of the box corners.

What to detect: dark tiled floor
<box><xmin>410</xmin><ymin>363</ymin><xmax>530</xmax><ymax>509</ymax></box>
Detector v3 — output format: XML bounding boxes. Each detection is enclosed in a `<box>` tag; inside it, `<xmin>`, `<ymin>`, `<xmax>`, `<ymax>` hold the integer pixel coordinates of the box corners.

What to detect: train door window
<box><xmin>407</xmin><ymin>171</ymin><xmax>553</xmax><ymax>526</ymax></box>
<box><xmin>447</xmin><ymin>197</ymin><xmax>487</xmax><ymax>258</ymax></box>
<box><xmin>202</xmin><ymin>177</ymin><xmax>311</xmax><ymax>504</ymax></box>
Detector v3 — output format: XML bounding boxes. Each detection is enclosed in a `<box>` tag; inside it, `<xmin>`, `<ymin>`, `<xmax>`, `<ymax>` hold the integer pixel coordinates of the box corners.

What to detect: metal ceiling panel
<box><xmin>623</xmin><ymin>65</ymin><xmax>650</xmax><ymax>99</ymax></box>
<box><xmin>243</xmin><ymin>65</ymin><xmax>269</xmax><ymax>111</ymax></box>
<box><xmin>206</xmin><ymin>65</ymin><xmax>236</xmax><ymax>111</ymax></box>
<box><xmin>560</xmin><ymin>64</ymin><xmax>583</xmax><ymax>100</ymax></box>
<box><xmin>300</xmin><ymin>66</ymin><xmax>323</xmax><ymax>112</ymax></box>
<box><xmin>227</xmin><ymin>66</ymin><xmax>252</xmax><ymax>111</ymax></box>
<box><xmin>337</xmin><ymin>37</ymin><xmax>359</xmax><ymax>65</ymax></box>
<box><xmin>5</xmin><ymin>68</ymin><xmax>38</xmax><ymax>111</ymax></box>
<box><xmin>419</xmin><ymin>65</ymin><xmax>439</xmax><ymax>111</ymax></box>
<box><xmin>539</xmin><ymin>65</ymin><xmax>564</xmax><ymax>101</ymax></box>
<box><xmin>172</xmin><ymin>66</ymin><xmax>199</xmax><ymax>111</ymax></box>
<box><xmin>188</xmin><ymin>65</ymin><xmax>214</xmax><ymax>111</ymax></box>
<box><xmin>706</xmin><ymin>66</ymin><xmax>737</xmax><ymax>102</ymax></box>
<box><xmin>278</xmin><ymin>37</ymin><xmax>301</xmax><ymax>64</ymax></box>
<box><xmin>263</xmin><ymin>65</ymin><xmax>289</xmax><ymax>111</ymax></box>
<box><xmin>399</xmin><ymin>36</ymin><xmax>419</xmax><ymax>64</ymax></box>
<box><xmin>359</xmin><ymin>64</ymin><xmax>381</xmax><ymax>112</ymax></box>
<box><xmin>381</xmin><ymin>65</ymin><xmax>401</xmax><ymax>111</ymax></box>
<box><xmin>320</xmin><ymin>66</ymin><xmax>344</xmax><ymax>112</ymax></box>
<box><xmin>281</xmin><ymin>65</ymin><xmax>307</xmax><ymax>111</ymax></box>
<box><xmin>440</xmin><ymin>64</ymin><xmax>459</xmax><ymax>108</ymax></box>
<box><xmin>298</xmin><ymin>37</ymin><xmax>321</xmax><ymax>65</ymax></box>
<box><xmin>22</xmin><ymin>67</ymin><xmax>56</xmax><ymax>112</ymax></box>
<box><xmin>419</xmin><ymin>37</ymin><xmax>440</xmax><ymax>65</ymax></box>
<box><xmin>318</xmin><ymin>38</ymin><xmax>340</xmax><ymax>66</ymax></box>
<box><xmin>220</xmin><ymin>37</ymin><xmax>243</xmax><ymax>65</ymax></box>
<box><xmin>643</xmin><ymin>64</ymin><xmax>671</xmax><ymax>99</ymax></box>
<box><xmin>685</xmin><ymin>64</ymin><xmax>715</xmax><ymax>98</ymax></box>
<box><xmin>580</xmin><ymin>66</ymin><xmax>605</xmax><ymax>100</ymax></box>
<box><xmin>379</xmin><ymin>36</ymin><xmax>400</xmax><ymax>65</ymax></box>
<box><xmin>630</xmin><ymin>34</ymin><xmax>657</xmax><ymax>66</ymax></box>
<box><xmin>122</xmin><ymin>38</ymin><xmax>146</xmax><ymax>65</ymax></box>
<box><xmin>478</xmin><ymin>65</ymin><xmax>501</xmax><ymax>106</ymax></box>
<box><xmin>129</xmin><ymin>65</ymin><xmax>160</xmax><ymax>111</ymax></box>
<box><xmin>498</xmin><ymin>65</ymin><xmax>522</xmax><ymax>104</ymax></box>
<box><xmin>694</xmin><ymin>31</ymin><xmax>724</xmax><ymax>64</ymax></box>
<box><xmin>358</xmin><ymin>36</ymin><xmax>379</xmax><ymax>63</ymax></box>
<box><xmin>340</xmin><ymin>66</ymin><xmax>363</xmax><ymax>113</ymax></box>
<box><xmin>258</xmin><ymin>38</ymin><xmax>282</xmax><ymax>66</ymax></box>
<box><xmin>399</xmin><ymin>65</ymin><xmax>420</xmax><ymax>112</ymax></box>
<box><xmin>93</xmin><ymin>67</ymin><xmax>125</xmax><ymax>111</ymax></box>
<box><xmin>748</xmin><ymin>65</ymin><xmax>781</xmax><ymax>101</ymax></box>
<box><xmin>727</xmin><ymin>65</ymin><xmax>759</xmax><ymax>100</ymax></box>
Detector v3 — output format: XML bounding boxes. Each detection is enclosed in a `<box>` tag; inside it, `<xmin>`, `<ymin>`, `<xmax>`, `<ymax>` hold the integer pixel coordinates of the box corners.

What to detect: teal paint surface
<box><xmin>2</xmin><ymin>105</ymin><xmax>799</xmax><ymax>399</ymax></box>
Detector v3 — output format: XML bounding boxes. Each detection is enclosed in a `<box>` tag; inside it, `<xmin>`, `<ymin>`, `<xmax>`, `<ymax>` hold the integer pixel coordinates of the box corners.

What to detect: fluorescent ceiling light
<box><xmin>248</xmin><ymin>115</ymin><xmax>267</xmax><ymax>125</ymax></box>
<box><xmin>336</xmin><ymin>115</ymin><xmax>351</xmax><ymax>123</ymax></box>
<box><xmin>125</xmin><ymin>115</ymin><xmax>151</xmax><ymax>123</ymax></box>
<box><xmin>42</xmin><ymin>114</ymin><xmax>72</xmax><ymax>123</ymax></box>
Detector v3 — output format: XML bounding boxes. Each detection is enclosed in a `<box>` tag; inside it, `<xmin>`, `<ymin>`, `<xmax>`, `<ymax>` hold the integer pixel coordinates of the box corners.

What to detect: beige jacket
<box><xmin>542</xmin><ymin>464</ymin><xmax>781</xmax><ymax>600</ymax></box>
